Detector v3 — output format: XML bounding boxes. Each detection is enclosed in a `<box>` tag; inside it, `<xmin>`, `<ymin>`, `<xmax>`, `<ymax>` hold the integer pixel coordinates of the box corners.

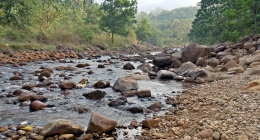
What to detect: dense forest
<box><xmin>189</xmin><ymin>0</ymin><xmax>260</xmax><ymax>45</ymax></box>
<box><xmin>1</xmin><ymin>0</ymin><xmax>258</xmax><ymax>50</ymax></box>
<box><xmin>136</xmin><ymin>6</ymin><xmax>199</xmax><ymax>46</ymax></box>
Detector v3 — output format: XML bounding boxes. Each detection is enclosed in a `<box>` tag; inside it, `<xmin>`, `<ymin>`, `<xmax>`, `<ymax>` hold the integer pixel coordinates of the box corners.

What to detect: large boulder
<box><xmin>86</xmin><ymin>111</ymin><xmax>117</xmax><ymax>133</ymax></box>
<box><xmin>108</xmin><ymin>97</ymin><xmax>127</xmax><ymax>106</ymax></box>
<box><xmin>40</xmin><ymin>119</ymin><xmax>84</xmax><ymax>138</ymax></box>
<box><xmin>137</xmin><ymin>62</ymin><xmax>153</xmax><ymax>73</ymax></box>
<box><xmin>208</xmin><ymin>43</ymin><xmax>228</xmax><ymax>53</ymax></box>
<box><xmin>153</xmin><ymin>55</ymin><xmax>174</xmax><ymax>68</ymax></box>
<box><xmin>182</xmin><ymin>43</ymin><xmax>210</xmax><ymax>63</ymax></box>
<box><xmin>128</xmin><ymin>107</ymin><xmax>144</xmax><ymax>113</ymax></box>
<box><xmin>82</xmin><ymin>90</ymin><xmax>106</xmax><ymax>100</ymax></box>
<box><xmin>112</xmin><ymin>78</ymin><xmax>138</xmax><ymax>92</ymax></box>
<box><xmin>123</xmin><ymin>63</ymin><xmax>135</xmax><ymax>70</ymax></box>
<box><xmin>157</xmin><ymin>70</ymin><xmax>176</xmax><ymax>79</ymax></box>
<box><xmin>207</xmin><ymin>58</ymin><xmax>219</xmax><ymax>67</ymax></box>
<box><xmin>137</xmin><ymin>90</ymin><xmax>151</xmax><ymax>98</ymax></box>
<box><xmin>243</xmin><ymin>68</ymin><xmax>260</xmax><ymax>75</ymax></box>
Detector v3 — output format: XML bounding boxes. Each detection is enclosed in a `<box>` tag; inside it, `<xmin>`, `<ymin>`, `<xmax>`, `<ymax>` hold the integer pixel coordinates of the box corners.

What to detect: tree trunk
<box><xmin>112</xmin><ymin>32</ymin><xmax>114</xmax><ymax>44</ymax></box>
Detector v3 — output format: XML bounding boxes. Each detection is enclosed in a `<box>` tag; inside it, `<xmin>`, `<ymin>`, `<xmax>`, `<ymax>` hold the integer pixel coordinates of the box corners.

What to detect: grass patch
<box><xmin>73</xmin><ymin>46</ymin><xmax>84</xmax><ymax>51</ymax></box>
<box><xmin>42</xmin><ymin>45</ymin><xmax>56</xmax><ymax>51</ymax></box>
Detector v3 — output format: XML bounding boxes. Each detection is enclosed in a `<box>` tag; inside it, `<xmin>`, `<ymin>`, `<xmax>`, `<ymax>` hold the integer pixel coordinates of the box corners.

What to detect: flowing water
<box><xmin>0</xmin><ymin>55</ymin><xmax>184</xmax><ymax>129</ymax></box>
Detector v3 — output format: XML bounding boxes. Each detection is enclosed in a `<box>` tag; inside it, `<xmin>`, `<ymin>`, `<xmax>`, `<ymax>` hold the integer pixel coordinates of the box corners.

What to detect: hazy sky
<box><xmin>94</xmin><ymin>0</ymin><xmax>201</xmax><ymax>12</ymax></box>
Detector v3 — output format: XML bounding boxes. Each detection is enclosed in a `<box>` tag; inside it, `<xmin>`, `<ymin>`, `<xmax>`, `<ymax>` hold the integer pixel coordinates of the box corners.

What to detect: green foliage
<box><xmin>136</xmin><ymin>6</ymin><xmax>198</xmax><ymax>46</ymax></box>
<box><xmin>99</xmin><ymin>0</ymin><xmax>138</xmax><ymax>43</ymax></box>
<box><xmin>189</xmin><ymin>0</ymin><xmax>260</xmax><ymax>44</ymax></box>
<box><xmin>43</xmin><ymin>45</ymin><xmax>56</xmax><ymax>51</ymax></box>
<box><xmin>135</xmin><ymin>17</ymin><xmax>152</xmax><ymax>42</ymax></box>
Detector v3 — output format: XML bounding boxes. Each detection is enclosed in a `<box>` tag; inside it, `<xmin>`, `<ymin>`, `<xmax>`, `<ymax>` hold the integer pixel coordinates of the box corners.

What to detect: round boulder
<box><xmin>128</xmin><ymin>107</ymin><xmax>144</xmax><ymax>113</ymax></box>
<box><xmin>30</xmin><ymin>101</ymin><xmax>46</xmax><ymax>111</ymax></box>
<box><xmin>157</xmin><ymin>70</ymin><xmax>176</xmax><ymax>79</ymax></box>
<box><xmin>94</xmin><ymin>80</ymin><xmax>110</xmax><ymax>88</ymax></box>
<box><xmin>153</xmin><ymin>55</ymin><xmax>174</xmax><ymax>68</ymax></box>
<box><xmin>59</xmin><ymin>81</ymin><xmax>76</xmax><ymax>90</ymax></box>
<box><xmin>123</xmin><ymin>63</ymin><xmax>135</xmax><ymax>70</ymax></box>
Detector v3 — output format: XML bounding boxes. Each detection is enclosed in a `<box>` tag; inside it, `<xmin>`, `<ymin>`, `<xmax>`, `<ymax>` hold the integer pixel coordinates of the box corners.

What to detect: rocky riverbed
<box><xmin>1</xmin><ymin>36</ymin><xmax>260</xmax><ymax>139</ymax></box>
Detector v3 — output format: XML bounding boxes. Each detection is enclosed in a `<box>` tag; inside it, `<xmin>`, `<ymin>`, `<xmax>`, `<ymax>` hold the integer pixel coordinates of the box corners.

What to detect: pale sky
<box><xmin>94</xmin><ymin>0</ymin><xmax>201</xmax><ymax>12</ymax></box>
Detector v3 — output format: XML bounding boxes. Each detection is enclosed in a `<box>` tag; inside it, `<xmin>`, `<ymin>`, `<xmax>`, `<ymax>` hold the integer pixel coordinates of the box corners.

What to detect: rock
<box><xmin>128</xmin><ymin>107</ymin><xmax>143</xmax><ymax>113</ymax></box>
<box><xmin>219</xmin><ymin>55</ymin><xmax>238</xmax><ymax>64</ymax></box>
<box><xmin>86</xmin><ymin>111</ymin><xmax>117</xmax><ymax>133</ymax></box>
<box><xmin>208</xmin><ymin>43</ymin><xmax>228</xmax><ymax>52</ymax></box>
<box><xmin>153</xmin><ymin>55</ymin><xmax>174</xmax><ymax>68</ymax></box>
<box><xmin>94</xmin><ymin>80</ymin><xmax>110</xmax><ymax>88</ymax></box>
<box><xmin>18</xmin><ymin>92</ymin><xmax>35</xmax><ymax>102</ymax></box>
<box><xmin>245</xmin><ymin>53</ymin><xmax>260</xmax><ymax>65</ymax></box>
<box><xmin>75</xmin><ymin>63</ymin><xmax>87</xmax><ymax>68</ymax></box>
<box><xmin>142</xmin><ymin>118</ymin><xmax>161</xmax><ymax>128</ymax></box>
<box><xmin>191</xmin><ymin>69</ymin><xmax>211</xmax><ymax>80</ymax></box>
<box><xmin>31</xmin><ymin>95</ymin><xmax>47</xmax><ymax>102</ymax></box>
<box><xmin>9</xmin><ymin>76</ymin><xmax>23</xmax><ymax>80</ymax></box>
<box><xmin>205</xmin><ymin>65</ymin><xmax>214</xmax><ymax>72</ymax></box>
<box><xmin>196</xmin><ymin>129</ymin><xmax>214</xmax><ymax>139</ymax></box>
<box><xmin>74</xmin><ymin>106</ymin><xmax>89</xmax><ymax>114</ymax></box>
<box><xmin>98</xmin><ymin>64</ymin><xmax>105</xmax><ymax>68</ymax></box>
<box><xmin>137</xmin><ymin>90</ymin><xmax>151</xmax><ymax>98</ymax></box>
<box><xmin>80</xmin><ymin>134</ymin><xmax>93</xmax><ymax>140</ymax></box>
<box><xmin>82</xmin><ymin>90</ymin><xmax>106</xmax><ymax>100</ymax></box>
<box><xmin>12</xmin><ymin>89</ymin><xmax>28</xmax><ymax>96</ymax></box>
<box><xmin>21</xmin><ymin>83</ymin><xmax>36</xmax><ymax>90</ymax></box>
<box><xmin>207</xmin><ymin>58</ymin><xmax>219</xmax><ymax>67</ymax></box>
<box><xmin>137</xmin><ymin>62</ymin><xmax>153</xmax><ymax>73</ymax></box>
<box><xmin>147</xmin><ymin>102</ymin><xmax>162</xmax><ymax>110</ymax></box>
<box><xmin>222</xmin><ymin>60</ymin><xmax>240</xmax><ymax>71</ymax></box>
<box><xmin>123</xmin><ymin>63</ymin><xmax>135</xmax><ymax>70</ymax></box>
<box><xmin>59</xmin><ymin>134</ymin><xmax>74</xmax><ymax>140</ymax></box>
<box><xmin>157</xmin><ymin>70</ymin><xmax>176</xmax><ymax>79</ymax></box>
<box><xmin>196</xmin><ymin>57</ymin><xmax>207</xmax><ymax>67</ymax></box>
<box><xmin>177</xmin><ymin>61</ymin><xmax>198</xmax><ymax>75</ymax></box>
<box><xmin>228</xmin><ymin>67</ymin><xmax>245</xmax><ymax>74</ymax></box>
<box><xmin>184</xmin><ymin>77</ymin><xmax>195</xmax><ymax>82</ymax></box>
<box><xmin>182</xmin><ymin>43</ymin><xmax>210</xmax><ymax>63</ymax></box>
<box><xmin>124</xmin><ymin>74</ymin><xmax>150</xmax><ymax>80</ymax></box>
<box><xmin>108</xmin><ymin>97</ymin><xmax>127</xmax><ymax>106</ymax></box>
<box><xmin>66</xmin><ymin>66</ymin><xmax>77</xmax><ymax>71</ymax></box>
<box><xmin>244</xmin><ymin>43</ymin><xmax>257</xmax><ymax>50</ymax></box>
<box><xmin>121</xmin><ymin>90</ymin><xmax>138</xmax><ymax>97</ymax></box>
<box><xmin>38</xmin><ymin>71</ymin><xmax>51</xmax><ymax>80</ymax></box>
<box><xmin>249</xmin><ymin>62</ymin><xmax>260</xmax><ymax>68</ymax></box>
<box><xmin>244</xmin><ymin>79</ymin><xmax>260</xmax><ymax>90</ymax></box>
<box><xmin>30</xmin><ymin>101</ymin><xmax>46</xmax><ymax>111</ymax></box>
<box><xmin>112</xmin><ymin>78</ymin><xmax>138</xmax><ymax>92</ymax></box>
<box><xmin>212</xmin><ymin>132</ymin><xmax>221</xmax><ymax>140</ymax></box>
<box><xmin>76</xmin><ymin>78</ymin><xmax>88</xmax><ymax>89</ymax></box>
<box><xmin>60</xmin><ymin>81</ymin><xmax>76</xmax><ymax>90</ymax></box>
<box><xmin>174</xmin><ymin>75</ymin><xmax>184</xmax><ymax>81</ymax></box>
<box><xmin>0</xmin><ymin>126</ymin><xmax>8</xmax><ymax>132</ymax></box>
<box><xmin>236</xmin><ymin>135</ymin><xmax>248</xmax><ymax>140</ymax></box>
<box><xmin>231</xmin><ymin>43</ymin><xmax>244</xmax><ymax>49</ymax></box>
<box><xmin>195</xmin><ymin>77</ymin><xmax>205</xmax><ymax>84</ymax></box>
<box><xmin>39</xmin><ymin>121</ymin><xmax>82</xmax><ymax>137</ymax></box>
<box><xmin>243</xmin><ymin>68</ymin><xmax>260</xmax><ymax>75</ymax></box>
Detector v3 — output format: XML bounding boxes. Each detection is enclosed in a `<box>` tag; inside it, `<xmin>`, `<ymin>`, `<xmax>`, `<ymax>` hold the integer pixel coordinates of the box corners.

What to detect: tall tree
<box><xmin>135</xmin><ymin>17</ymin><xmax>152</xmax><ymax>42</ymax></box>
<box><xmin>99</xmin><ymin>0</ymin><xmax>137</xmax><ymax>44</ymax></box>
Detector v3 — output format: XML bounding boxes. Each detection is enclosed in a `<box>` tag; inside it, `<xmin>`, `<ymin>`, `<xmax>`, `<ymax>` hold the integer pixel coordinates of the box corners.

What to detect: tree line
<box><xmin>188</xmin><ymin>0</ymin><xmax>260</xmax><ymax>45</ymax></box>
<box><xmin>135</xmin><ymin>6</ymin><xmax>199</xmax><ymax>46</ymax></box>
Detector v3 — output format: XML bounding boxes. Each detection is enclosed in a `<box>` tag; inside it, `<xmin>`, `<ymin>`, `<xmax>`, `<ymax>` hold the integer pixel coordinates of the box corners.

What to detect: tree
<box><xmin>99</xmin><ymin>0</ymin><xmax>137</xmax><ymax>44</ymax></box>
<box><xmin>135</xmin><ymin>17</ymin><xmax>152</xmax><ymax>42</ymax></box>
